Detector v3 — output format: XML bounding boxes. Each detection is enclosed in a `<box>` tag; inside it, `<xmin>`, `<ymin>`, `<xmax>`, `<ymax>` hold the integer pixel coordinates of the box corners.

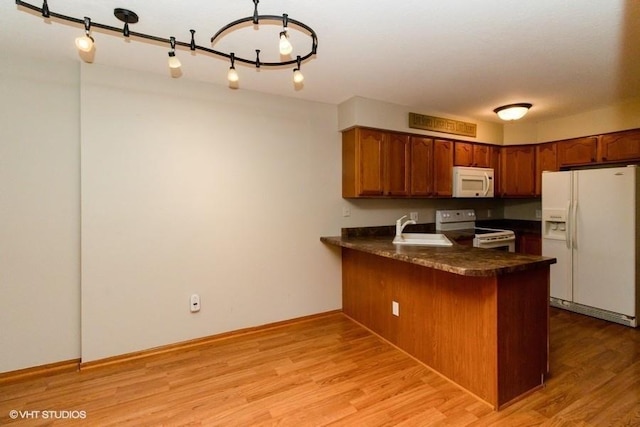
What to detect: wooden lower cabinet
<box><xmin>518</xmin><ymin>233</ymin><xmax>542</xmax><ymax>256</ymax></box>
<box><xmin>342</xmin><ymin>249</ymin><xmax>549</xmax><ymax>409</ymax></box>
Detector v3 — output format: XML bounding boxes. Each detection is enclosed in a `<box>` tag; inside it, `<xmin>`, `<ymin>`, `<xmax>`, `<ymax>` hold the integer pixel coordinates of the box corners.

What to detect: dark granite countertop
<box><xmin>320</xmin><ymin>233</ymin><xmax>555</xmax><ymax>277</ymax></box>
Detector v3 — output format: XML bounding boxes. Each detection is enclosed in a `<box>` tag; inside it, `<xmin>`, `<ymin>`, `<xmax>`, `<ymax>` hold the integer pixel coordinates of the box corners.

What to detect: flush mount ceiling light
<box><xmin>493</xmin><ymin>103</ymin><xmax>533</xmax><ymax>121</ymax></box>
<box><xmin>15</xmin><ymin>0</ymin><xmax>318</xmax><ymax>87</ymax></box>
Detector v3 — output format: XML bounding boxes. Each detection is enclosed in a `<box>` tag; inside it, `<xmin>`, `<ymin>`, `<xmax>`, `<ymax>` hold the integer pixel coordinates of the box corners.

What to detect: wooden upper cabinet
<box><xmin>433</xmin><ymin>139</ymin><xmax>454</xmax><ymax>196</ymax></box>
<box><xmin>385</xmin><ymin>132</ymin><xmax>411</xmax><ymax>196</ymax></box>
<box><xmin>557</xmin><ymin>136</ymin><xmax>598</xmax><ymax>167</ymax></box>
<box><xmin>598</xmin><ymin>129</ymin><xmax>640</xmax><ymax>162</ymax></box>
<box><xmin>410</xmin><ymin>136</ymin><xmax>434</xmax><ymax>196</ymax></box>
<box><xmin>535</xmin><ymin>142</ymin><xmax>558</xmax><ymax>195</ymax></box>
<box><xmin>342</xmin><ymin>127</ymin><xmax>384</xmax><ymax>197</ymax></box>
<box><xmin>454</xmin><ymin>142</ymin><xmax>492</xmax><ymax>167</ymax></box>
<box><xmin>342</xmin><ymin>127</ymin><xmax>410</xmax><ymax>198</ymax></box>
<box><xmin>472</xmin><ymin>144</ymin><xmax>492</xmax><ymax>168</ymax></box>
<box><xmin>500</xmin><ymin>145</ymin><xmax>536</xmax><ymax>197</ymax></box>
<box><xmin>454</xmin><ymin>142</ymin><xmax>473</xmax><ymax>166</ymax></box>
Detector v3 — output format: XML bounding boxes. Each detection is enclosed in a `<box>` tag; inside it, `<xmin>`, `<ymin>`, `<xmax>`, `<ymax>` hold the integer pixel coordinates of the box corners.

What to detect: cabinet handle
<box><xmin>602</xmin><ymin>157</ymin><xmax>607</xmax><ymax>161</ymax></box>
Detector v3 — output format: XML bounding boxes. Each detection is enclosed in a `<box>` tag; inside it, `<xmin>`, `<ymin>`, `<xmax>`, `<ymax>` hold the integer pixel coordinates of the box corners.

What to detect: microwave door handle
<box><xmin>482</xmin><ymin>173</ymin><xmax>490</xmax><ymax>196</ymax></box>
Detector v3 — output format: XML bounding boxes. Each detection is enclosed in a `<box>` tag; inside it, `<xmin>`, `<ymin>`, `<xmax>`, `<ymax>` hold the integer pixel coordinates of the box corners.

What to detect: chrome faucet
<box><xmin>395</xmin><ymin>215</ymin><xmax>416</xmax><ymax>238</ymax></box>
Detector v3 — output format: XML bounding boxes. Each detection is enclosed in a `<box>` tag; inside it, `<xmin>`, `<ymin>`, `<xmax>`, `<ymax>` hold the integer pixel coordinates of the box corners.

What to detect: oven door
<box><xmin>473</xmin><ymin>237</ymin><xmax>516</xmax><ymax>252</ymax></box>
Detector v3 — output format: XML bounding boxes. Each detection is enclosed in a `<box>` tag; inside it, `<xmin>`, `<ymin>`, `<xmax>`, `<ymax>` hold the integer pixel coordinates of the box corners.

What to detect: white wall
<box><xmin>338</xmin><ymin>97</ymin><xmax>504</xmax><ymax>145</ymax></box>
<box><xmin>0</xmin><ymin>56</ymin><xmax>81</xmax><ymax>372</ymax></box>
<box><xmin>504</xmin><ymin>97</ymin><xmax>640</xmax><ymax>144</ymax></box>
<box><xmin>79</xmin><ymin>64</ymin><xmax>344</xmax><ymax>362</ymax></box>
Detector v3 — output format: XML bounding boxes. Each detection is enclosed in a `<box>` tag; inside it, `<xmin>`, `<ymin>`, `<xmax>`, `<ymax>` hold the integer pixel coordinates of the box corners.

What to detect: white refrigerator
<box><xmin>541</xmin><ymin>166</ymin><xmax>639</xmax><ymax>327</ymax></box>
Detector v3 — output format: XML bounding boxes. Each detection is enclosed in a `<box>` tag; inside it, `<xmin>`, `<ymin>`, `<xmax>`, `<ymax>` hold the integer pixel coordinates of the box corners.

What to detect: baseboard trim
<box><xmin>80</xmin><ymin>309</ymin><xmax>342</xmax><ymax>371</ymax></box>
<box><xmin>0</xmin><ymin>359</ymin><xmax>80</xmax><ymax>385</ymax></box>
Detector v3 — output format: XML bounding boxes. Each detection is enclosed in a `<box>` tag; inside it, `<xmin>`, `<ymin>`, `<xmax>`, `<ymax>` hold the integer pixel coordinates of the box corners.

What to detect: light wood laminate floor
<box><xmin>1</xmin><ymin>308</ymin><xmax>639</xmax><ymax>426</ymax></box>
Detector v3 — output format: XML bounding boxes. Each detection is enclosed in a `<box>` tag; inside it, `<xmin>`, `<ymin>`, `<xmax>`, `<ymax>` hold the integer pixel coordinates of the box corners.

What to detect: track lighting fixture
<box><xmin>293</xmin><ymin>56</ymin><xmax>304</xmax><ymax>84</ymax></box>
<box><xmin>74</xmin><ymin>17</ymin><xmax>94</xmax><ymax>53</ymax></box>
<box><xmin>167</xmin><ymin>36</ymin><xmax>181</xmax><ymax>69</ymax></box>
<box><xmin>227</xmin><ymin>53</ymin><xmax>239</xmax><ymax>83</ymax></box>
<box><xmin>15</xmin><ymin>0</ymin><xmax>318</xmax><ymax>89</ymax></box>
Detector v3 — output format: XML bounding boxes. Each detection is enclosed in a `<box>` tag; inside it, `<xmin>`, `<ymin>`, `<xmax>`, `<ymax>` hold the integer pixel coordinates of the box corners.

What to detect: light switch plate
<box><xmin>392</xmin><ymin>301</ymin><xmax>399</xmax><ymax>316</ymax></box>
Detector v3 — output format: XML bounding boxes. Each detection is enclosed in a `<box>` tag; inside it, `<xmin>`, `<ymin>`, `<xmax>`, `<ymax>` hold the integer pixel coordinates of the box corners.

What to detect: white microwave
<box><xmin>452</xmin><ymin>166</ymin><xmax>494</xmax><ymax>198</ymax></box>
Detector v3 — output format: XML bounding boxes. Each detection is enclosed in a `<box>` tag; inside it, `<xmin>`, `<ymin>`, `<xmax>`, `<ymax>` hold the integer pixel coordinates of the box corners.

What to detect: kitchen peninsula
<box><xmin>321</xmin><ymin>231</ymin><xmax>556</xmax><ymax>409</ymax></box>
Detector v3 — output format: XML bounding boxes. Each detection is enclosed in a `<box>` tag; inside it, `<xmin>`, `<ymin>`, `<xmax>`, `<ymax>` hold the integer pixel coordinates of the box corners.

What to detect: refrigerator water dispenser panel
<box><xmin>542</xmin><ymin>208</ymin><xmax>568</xmax><ymax>240</ymax></box>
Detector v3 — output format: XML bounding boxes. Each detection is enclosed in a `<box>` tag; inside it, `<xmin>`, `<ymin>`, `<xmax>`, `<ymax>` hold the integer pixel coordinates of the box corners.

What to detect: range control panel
<box><xmin>435</xmin><ymin>209</ymin><xmax>476</xmax><ymax>231</ymax></box>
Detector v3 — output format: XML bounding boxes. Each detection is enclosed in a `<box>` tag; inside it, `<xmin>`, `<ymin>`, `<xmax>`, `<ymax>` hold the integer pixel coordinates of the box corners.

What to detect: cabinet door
<box><xmin>500</xmin><ymin>146</ymin><xmax>535</xmax><ymax>196</ymax></box>
<box><xmin>473</xmin><ymin>144</ymin><xmax>492</xmax><ymax>168</ymax></box>
<box><xmin>454</xmin><ymin>142</ymin><xmax>473</xmax><ymax>166</ymax></box>
<box><xmin>433</xmin><ymin>139</ymin><xmax>454</xmax><ymax>196</ymax></box>
<box><xmin>519</xmin><ymin>233</ymin><xmax>542</xmax><ymax>255</ymax></box>
<box><xmin>356</xmin><ymin>128</ymin><xmax>386</xmax><ymax>196</ymax></box>
<box><xmin>557</xmin><ymin>137</ymin><xmax>597</xmax><ymax>167</ymax></box>
<box><xmin>410</xmin><ymin>136</ymin><xmax>433</xmax><ymax>196</ymax></box>
<box><xmin>599</xmin><ymin>129</ymin><xmax>640</xmax><ymax>162</ymax></box>
<box><xmin>535</xmin><ymin>142</ymin><xmax>557</xmax><ymax>195</ymax></box>
<box><xmin>385</xmin><ymin>133</ymin><xmax>411</xmax><ymax>196</ymax></box>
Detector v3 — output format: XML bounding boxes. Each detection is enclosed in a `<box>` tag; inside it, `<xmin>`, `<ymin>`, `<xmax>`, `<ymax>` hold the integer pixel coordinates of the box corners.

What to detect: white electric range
<box><xmin>435</xmin><ymin>209</ymin><xmax>516</xmax><ymax>252</ymax></box>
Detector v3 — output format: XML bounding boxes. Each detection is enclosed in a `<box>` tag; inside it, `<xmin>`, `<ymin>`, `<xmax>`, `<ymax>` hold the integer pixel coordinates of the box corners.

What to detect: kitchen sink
<box><xmin>392</xmin><ymin>233</ymin><xmax>453</xmax><ymax>247</ymax></box>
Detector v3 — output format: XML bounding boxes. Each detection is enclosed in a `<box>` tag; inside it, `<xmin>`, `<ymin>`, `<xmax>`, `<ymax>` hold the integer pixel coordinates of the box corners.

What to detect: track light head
<box><xmin>167</xmin><ymin>36</ymin><xmax>181</xmax><ymax>69</ymax></box>
<box><xmin>293</xmin><ymin>55</ymin><xmax>304</xmax><ymax>83</ymax></box>
<box><xmin>75</xmin><ymin>16</ymin><xmax>94</xmax><ymax>52</ymax></box>
<box><xmin>227</xmin><ymin>53</ymin><xmax>239</xmax><ymax>83</ymax></box>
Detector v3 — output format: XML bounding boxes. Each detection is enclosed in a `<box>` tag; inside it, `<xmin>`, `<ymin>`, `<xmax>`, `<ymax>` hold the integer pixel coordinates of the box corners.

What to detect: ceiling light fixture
<box><xmin>493</xmin><ymin>103</ymin><xmax>533</xmax><ymax>121</ymax></box>
<box><xmin>15</xmin><ymin>0</ymin><xmax>318</xmax><ymax>87</ymax></box>
<box><xmin>74</xmin><ymin>16</ymin><xmax>94</xmax><ymax>53</ymax></box>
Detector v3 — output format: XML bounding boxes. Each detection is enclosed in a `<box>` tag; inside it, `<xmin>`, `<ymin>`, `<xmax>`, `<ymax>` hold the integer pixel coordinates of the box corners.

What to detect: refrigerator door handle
<box><xmin>566</xmin><ymin>200</ymin><xmax>571</xmax><ymax>250</ymax></box>
<box><xmin>572</xmin><ymin>199</ymin><xmax>578</xmax><ymax>248</ymax></box>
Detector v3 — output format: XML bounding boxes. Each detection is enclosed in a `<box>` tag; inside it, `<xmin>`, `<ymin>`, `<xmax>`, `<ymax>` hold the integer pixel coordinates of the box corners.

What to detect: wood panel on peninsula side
<box><xmin>322</xmin><ymin>235</ymin><xmax>554</xmax><ymax>409</ymax></box>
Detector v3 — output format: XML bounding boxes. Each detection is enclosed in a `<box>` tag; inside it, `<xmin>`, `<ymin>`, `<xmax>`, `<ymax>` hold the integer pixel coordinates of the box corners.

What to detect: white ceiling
<box><xmin>3</xmin><ymin>0</ymin><xmax>640</xmax><ymax>124</ymax></box>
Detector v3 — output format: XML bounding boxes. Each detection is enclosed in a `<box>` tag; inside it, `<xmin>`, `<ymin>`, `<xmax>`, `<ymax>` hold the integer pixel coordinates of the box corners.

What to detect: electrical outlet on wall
<box><xmin>535</xmin><ymin>209</ymin><xmax>542</xmax><ymax>219</ymax></box>
<box><xmin>410</xmin><ymin>212</ymin><xmax>418</xmax><ymax>221</ymax></box>
<box><xmin>190</xmin><ymin>294</ymin><xmax>201</xmax><ymax>313</ymax></box>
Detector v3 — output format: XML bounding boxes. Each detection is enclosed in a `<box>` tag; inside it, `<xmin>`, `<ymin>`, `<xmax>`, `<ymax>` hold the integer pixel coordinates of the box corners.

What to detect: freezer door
<box><xmin>542</xmin><ymin>171</ymin><xmax>573</xmax><ymax>301</ymax></box>
<box><xmin>573</xmin><ymin>167</ymin><xmax>636</xmax><ymax>316</ymax></box>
